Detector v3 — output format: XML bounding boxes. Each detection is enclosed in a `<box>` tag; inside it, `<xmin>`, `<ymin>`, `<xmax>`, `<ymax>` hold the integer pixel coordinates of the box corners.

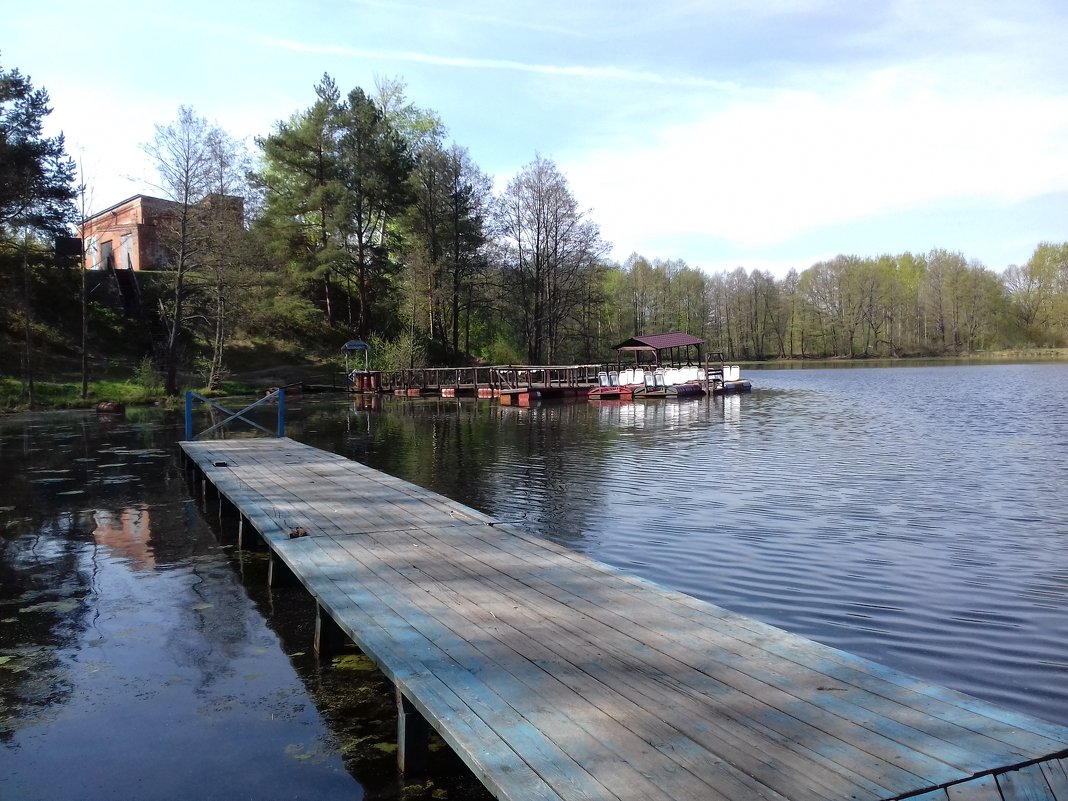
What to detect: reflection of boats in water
<box><xmin>587</xmin><ymin>332</ymin><xmax>752</xmax><ymax>401</ymax></box>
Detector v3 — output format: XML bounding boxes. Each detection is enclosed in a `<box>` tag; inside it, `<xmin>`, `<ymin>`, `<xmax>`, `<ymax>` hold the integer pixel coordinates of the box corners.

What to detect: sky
<box><xmin>7</xmin><ymin>0</ymin><xmax>1068</xmax><ymax>277</ymax></box>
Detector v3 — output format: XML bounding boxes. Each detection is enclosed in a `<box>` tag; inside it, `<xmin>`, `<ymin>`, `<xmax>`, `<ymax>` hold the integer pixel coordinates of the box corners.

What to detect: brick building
<box><xmin>80</xmin><ymin>193</ymin><xmax>244</xmax><ymax>271</ymax></box>
<box><xmin>80</xmin><ymin>195</ymin><xmax>174</xmax><ymax>271</ymax></box>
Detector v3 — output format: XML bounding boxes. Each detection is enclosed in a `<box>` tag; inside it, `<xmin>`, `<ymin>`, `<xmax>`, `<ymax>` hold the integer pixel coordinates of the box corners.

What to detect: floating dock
<box><xmin>180</xmin><ymin>437</ymin><xmax>1068</xmax><ymax>801</ymax></box>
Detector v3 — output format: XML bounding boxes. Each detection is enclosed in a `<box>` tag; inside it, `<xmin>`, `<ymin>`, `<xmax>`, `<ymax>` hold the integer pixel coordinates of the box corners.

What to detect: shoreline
<box><xmin>3</xmin><ymin>348</ymin><xmax>1067</xmax><ymax>413</ymax></box>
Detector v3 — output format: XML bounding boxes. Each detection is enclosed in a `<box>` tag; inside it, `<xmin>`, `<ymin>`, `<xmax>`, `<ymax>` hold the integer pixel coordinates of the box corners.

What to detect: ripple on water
<box><xmin>291</xmin><ymin>367</ymin><xmax>1068</xmax><ymax>725</ymax></box>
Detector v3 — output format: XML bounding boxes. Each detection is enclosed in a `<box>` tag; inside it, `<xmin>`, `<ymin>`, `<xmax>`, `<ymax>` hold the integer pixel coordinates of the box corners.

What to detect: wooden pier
<box><xmin>372</xmin><ymin>364</ymin><xmax>605</xmax><ymax>400</ymax></box>
<box><xmin>180</xmin><ymin>437</ymin><xmax>1068</xmax><ymax>801</ymax></box>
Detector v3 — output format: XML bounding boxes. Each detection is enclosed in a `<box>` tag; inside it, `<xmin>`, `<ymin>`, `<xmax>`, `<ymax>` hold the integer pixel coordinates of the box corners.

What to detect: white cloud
<box><xmin>257</xmin><ymin>35</ymin><xmax>739</xmax><ymax>90</ymax></box>
<box><xmin>565</xmin><ymin>63</ymin><xmax>1068</xmax><ymax>256</ymax></box>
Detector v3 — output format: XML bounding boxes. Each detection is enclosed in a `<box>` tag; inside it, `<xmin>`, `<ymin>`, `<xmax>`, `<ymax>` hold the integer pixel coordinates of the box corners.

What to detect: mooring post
<box><xmin>236</xmin><ymin>515</ymin><xmax>245</xmax><ymax>549</ymax></box>
<box><xmin>396</xmin><ymin>689</ymin><xmax>429</xmax><ymax>775</ymax></box>
<box><xmin>267</xmin><ymin>550</ymin><xmax>298</xmax><ymax>587</ymax></box>
<box><xmin>314</xmin><ymin>603</ymin><xmax>346</xmax><ymax>658</ymax></box>
<box><xmin>184</xmin><ymin>390</ymin><xmax>194</xmax><ymax>440</ymax></box>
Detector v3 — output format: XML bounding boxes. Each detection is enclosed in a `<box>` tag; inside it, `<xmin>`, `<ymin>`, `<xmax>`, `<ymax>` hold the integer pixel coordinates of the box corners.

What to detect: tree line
<box><xmin>3</xmin><ymin>59</ymin><xmax>1067</xmax><ymax>400</ymax></box>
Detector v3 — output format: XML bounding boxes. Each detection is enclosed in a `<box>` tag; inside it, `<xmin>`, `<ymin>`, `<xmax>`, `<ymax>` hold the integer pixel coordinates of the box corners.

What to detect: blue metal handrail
<box><xmin>184</xmin><ymin>389</ymin><xmax>286</xmax><ymax>440</ymax></box>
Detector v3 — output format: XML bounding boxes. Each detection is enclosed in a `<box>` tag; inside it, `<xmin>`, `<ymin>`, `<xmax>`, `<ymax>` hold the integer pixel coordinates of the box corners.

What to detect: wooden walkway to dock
<box><xmin>179</xmin><ymin>437</ymin><xmax>1068</xmax><ymax>801</ymax></box>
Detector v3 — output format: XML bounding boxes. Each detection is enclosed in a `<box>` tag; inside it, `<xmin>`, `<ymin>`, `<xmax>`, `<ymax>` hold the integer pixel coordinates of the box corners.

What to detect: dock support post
<box><xmin>314</xmin><ymin>604</ymin><xmax>346</xmax><ymax>658</ymax></box>
<box><xmin>267</xmin><ymin>551</ymin><xmax>298</xmax><ymax>587</ymax></box>
<box><xmin>397</xmin><ymin>689</ymin><xmax>429</xmax><ymax>775</ymax></box>
<box><xmin>236</xmin><ymin>516</ymin><xmax>245</xmax><ymax>549</ymax></box>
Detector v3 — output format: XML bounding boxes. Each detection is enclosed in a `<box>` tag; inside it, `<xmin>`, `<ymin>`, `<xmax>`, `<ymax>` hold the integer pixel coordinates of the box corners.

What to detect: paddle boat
<box><xmin>588</xmin><ymin>332</ymin><xmax>751</xmax><ymax>400</ymax></box>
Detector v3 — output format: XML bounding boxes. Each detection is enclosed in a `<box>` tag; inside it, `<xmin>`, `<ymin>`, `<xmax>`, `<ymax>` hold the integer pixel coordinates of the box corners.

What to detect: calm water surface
<box><xmin>2</xmin><ymin>362</ymin><xmax>1066</xmax><ymax>799</ymax></box>
<box><xmin>302</xmin><ymin>362</ymin><xmax>1068</xmax><ymax>724</ymax></box>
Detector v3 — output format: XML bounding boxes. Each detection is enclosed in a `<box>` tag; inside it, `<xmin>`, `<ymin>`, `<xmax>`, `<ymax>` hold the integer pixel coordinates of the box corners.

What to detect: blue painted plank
<box><xmin>947</xmin><ymin>773</ymin><xmax>1002</xmax><ymax>800</ymax></box>
<box><xmin>333</xmin><ymin>529</ymin><xmax>798</xmax><ymax>801</ymax></box>
<box><xmin>179</xmin><ymin>439</ymin><xmax>1068</xmax><ymax>801</ymax></box>
<box><xmin>476</xmin><ymin>519</ymin><xmax>1068</xmax><ymax>755</ymax></box>
<box><xmin>1040</xmin><ymin>759</ymin><xmax>1068</xmax><ymax>799</ymax></box>
<box><xmin>424</xmin><ymin>521</ymin><xmax>999</xmax><ymax>789</ymax></box>
<box><xmin>293</xmin><ymin>537</ymin><xmax>613</xmax><ymax>801</ymax></box>
<box><xmin>999</xmin><ymin>763</ymin><xmax>1057</xmax><ymax>801</ymax></box>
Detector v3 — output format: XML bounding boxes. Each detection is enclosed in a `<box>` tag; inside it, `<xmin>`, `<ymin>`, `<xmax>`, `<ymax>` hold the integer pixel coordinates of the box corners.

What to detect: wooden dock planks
<box><xmin>180</xmin><ymin>437</ymin><xmax>1068</xmax><ymax>801</ymax></box>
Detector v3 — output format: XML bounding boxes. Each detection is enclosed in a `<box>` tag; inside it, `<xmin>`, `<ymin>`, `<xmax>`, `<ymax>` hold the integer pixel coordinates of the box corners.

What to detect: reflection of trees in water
<box><xmin>162</xmin><ymin>555</ymin><xmax>256</xmax><ymax>698</ymax></box>
<box><xmin>0</xmin><ymin>410</ymin><xmax>199</xmax><ymax>744</ymax></box>
<box><xmin>0</xmin><ymin>511</ymin><xmax>96</xmax><ymax>743</ymax></box>
<box><xmin>294</xmin><ymin>397</ymin><xmax>620</xmax><ymax>546</ymax></box>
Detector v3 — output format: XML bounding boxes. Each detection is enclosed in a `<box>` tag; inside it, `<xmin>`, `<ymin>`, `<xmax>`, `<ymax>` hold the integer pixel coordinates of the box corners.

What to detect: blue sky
<box><xmin>8</xmin><ymin>0</ymin><xmax>1068</xmax><ymax>276</ymax></box>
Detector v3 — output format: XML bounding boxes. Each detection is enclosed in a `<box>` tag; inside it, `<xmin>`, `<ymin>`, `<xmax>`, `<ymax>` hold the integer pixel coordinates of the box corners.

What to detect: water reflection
<box><xmin>4</xmin><ymin>363</ymin><xmax>1067</xmax><ymax>798</ymax></box>
<box><xmin>92</xmin><ymin>506</ymin><xmax>155</xmax><ymax>570</ymax></box>
<box><xmin>0</xmin><ymin>413</ymin><xmax>364</xmax><ymax>801</ymax></box>
<box><xmin>296</xmin><ymin>363</ymin><xmax>1068</xmax><ymax>726</ymax></box>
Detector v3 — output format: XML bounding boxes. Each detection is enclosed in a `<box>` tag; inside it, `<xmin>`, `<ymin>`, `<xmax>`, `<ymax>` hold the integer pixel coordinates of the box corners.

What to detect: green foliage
<box><xmin>482</xmin><ymin>335</ymin><xmax>523</xmax><ymax>365</ymax></box>
<box><xmin>496</xmin><ymin>155</ymin><xmax>607</xmax><ymax>363</ymax></box>
<box><xmin>368</xmin><ymin>332</ymin><xmax>425</xmax><ymax>371</ymax></box>
<box><xmin>0</xmin><ymin>375</ymin><xmax>169</xmax><ymax>412</ymax></box>
<box><xmin>134</xmin><ymin>357</ymin><xmax>164</xmax><ymax>394</ymax></box>
<box><xmin>0</xmin><ymin>60</ymin><xmax>76</xmax><ymax>236</ymax></box>
<box><xmin>253</xmin><ymin>74</ymin><xmax>414</xmax><ymax>338</ymax></box>
<box><xmin>5</xmin><ymin>51</ymin><xmax>1068</xmax><ymax>380</ymax></box>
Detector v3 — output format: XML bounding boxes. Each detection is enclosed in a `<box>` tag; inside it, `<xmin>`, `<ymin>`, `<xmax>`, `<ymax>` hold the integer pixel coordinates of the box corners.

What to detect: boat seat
<box><xmin>598</xmin><ymin>371</ymin><xmax>610</xmax><ymax>387</ymax></box>
<box><xmin>645</xmin><ymin>373</ymin><xmax>656</xmax><ymax>389</ymax></box>
<box><xmin>655</xmin><ymin>370</ymin><xmax>667</xmax><ymax>388</ymax></box>
<box><xmin>609</xmin><ymin>371</ymin><xmax>619</xmax><ymax>387</ymax></box>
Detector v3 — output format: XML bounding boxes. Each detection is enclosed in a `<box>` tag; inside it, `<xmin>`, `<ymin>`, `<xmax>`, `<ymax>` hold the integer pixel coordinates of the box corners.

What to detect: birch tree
<box><xmin>495</xmin><ymin>155</ymin><xmax>606</xmax><ymax>363</ymax></box>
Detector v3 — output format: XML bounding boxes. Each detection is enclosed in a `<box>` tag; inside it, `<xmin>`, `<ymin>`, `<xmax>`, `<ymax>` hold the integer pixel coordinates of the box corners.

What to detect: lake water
<box><xmin>2</xmin><ymin>362</ymin><xmax>1067</xmax><ymax>799</ymax></box>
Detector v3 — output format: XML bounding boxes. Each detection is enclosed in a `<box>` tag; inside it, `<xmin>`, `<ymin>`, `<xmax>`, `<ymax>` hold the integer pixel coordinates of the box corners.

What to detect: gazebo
<box><xmin>341</xmin><ymin>339</ymin><xmax>379</xmax><ymax>393</ymax></box>
<box><xmin>611</xmin><ymin>332</ymin><xmax>705</xmax><ymax>368</ymax></box>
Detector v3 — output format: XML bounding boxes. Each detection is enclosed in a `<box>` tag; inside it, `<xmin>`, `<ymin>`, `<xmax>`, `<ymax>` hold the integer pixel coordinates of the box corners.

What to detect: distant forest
<box><xmin>3</xmin><ymin>61</ymin><xmax>1066</xmax><ymax>395</ymax></box>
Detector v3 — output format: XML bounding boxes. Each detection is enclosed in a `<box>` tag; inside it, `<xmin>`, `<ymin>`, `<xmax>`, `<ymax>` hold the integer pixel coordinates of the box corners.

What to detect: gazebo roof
<box><xmin>612</xmin><ymin>332</ymin><xmax>704</xmax><ymax>352</ymax></box>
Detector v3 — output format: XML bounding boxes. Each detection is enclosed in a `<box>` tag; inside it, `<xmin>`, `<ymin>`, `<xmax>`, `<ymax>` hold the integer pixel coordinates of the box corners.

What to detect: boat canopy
<box><xmin>613</xmin><ymin>332</ymin><xmax>704</xmax><ymax>352</ymax></box>
<box><xmin>612</xmin><ymin>331</ymin><xmax>705</xmax><ymax>367</ymax></box>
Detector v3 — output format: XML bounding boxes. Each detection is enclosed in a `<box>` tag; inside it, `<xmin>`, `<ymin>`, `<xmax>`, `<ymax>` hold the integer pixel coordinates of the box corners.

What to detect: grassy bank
<box><xmin>5</xmin><ymin>346</ymin><xmax>1066</xmax><ymax>413</ymax></box>
<box><xmin>0</xmin><ymin>339</ymin><xmax>342</xmax><ymax>413</ymax></box>
<box><xmin>0</xmin><ymin>377</ymin><xmax>261</xmax><ymax>414</ymax></box>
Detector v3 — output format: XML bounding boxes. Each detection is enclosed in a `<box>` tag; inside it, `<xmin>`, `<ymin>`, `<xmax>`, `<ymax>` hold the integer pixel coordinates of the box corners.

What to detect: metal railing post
<box><xmin>277</xmin><ymin>388</ymin><xmax>286</xmax><ymax>437</ymax></box>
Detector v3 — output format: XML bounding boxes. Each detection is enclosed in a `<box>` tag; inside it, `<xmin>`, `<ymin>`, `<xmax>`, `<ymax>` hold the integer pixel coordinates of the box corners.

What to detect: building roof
<box><xmin>612</xmin><ymin>332</ymin><xmax>705</xmax><ymax>352</ymax></box>
<box><xmin>81</xmin><ymin>194</ymin><xmax>169</xmax><ymax>224</ymax></box>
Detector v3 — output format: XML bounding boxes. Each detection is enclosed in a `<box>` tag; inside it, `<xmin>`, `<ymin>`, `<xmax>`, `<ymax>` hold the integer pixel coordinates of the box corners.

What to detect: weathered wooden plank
<box><xmin>541</xmin><ymin>525</ymin><xmax>1065</xmax><ymax>747</ymax></box>
<box><xmin>946</xmin><ymin>773</ymin><xmax>1002</xmax><ymax>801</ymax></box>
<box><xmin>909</xmin><ymin>790</ymin><xmax>950</xmax><ymax>801</ymax></box>
<box><xmin>400</xmin><ymin>521</ymin><xmax>978</xmax><ymax>792</ymax></box>
<box><xmin>998</xmin><ymin>763</ymin><xmax>1057</xmax><ymax>801</ymax></box>
<box><xmin>470</xmin><ymin>520</ymin><xmax>1068</xmax><ymax>756</ymax></box>
<box><xmin>291</xmin><ymin>535</ymin><xmax>613</xmax><ymax>801</ymax></box>
<box><xmin>327</xmin><ymin>530</ymin><xmax>786</xmax><ymax>801</ymax></box>
<box><xmin>303</xmin><ymin>537</ymin><xmax>683</xmax><ymax>801</ymax></box>
<box><xmin>283</xmin><ymin>542</ymin><xmax>575</xmax><ymax>801</ymax></box>
<box><xmin>178</xmin><ymin>439</ymin><xmax>1068</xmax><ymax>801</ymax></box>
<box><xmin>339</xmin><ymin>520</ymin><xmax>883</xmax><ymax>797</ymax></box>
<box><xmin>1039</xmin><ymin>758</ymin><xmax>1068</xmax><ymax>799</ymax></box>
<box><xmin>347</xmin><ymin>525</ymin><xmax>865</xmax><ymax>801</ymax></box>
